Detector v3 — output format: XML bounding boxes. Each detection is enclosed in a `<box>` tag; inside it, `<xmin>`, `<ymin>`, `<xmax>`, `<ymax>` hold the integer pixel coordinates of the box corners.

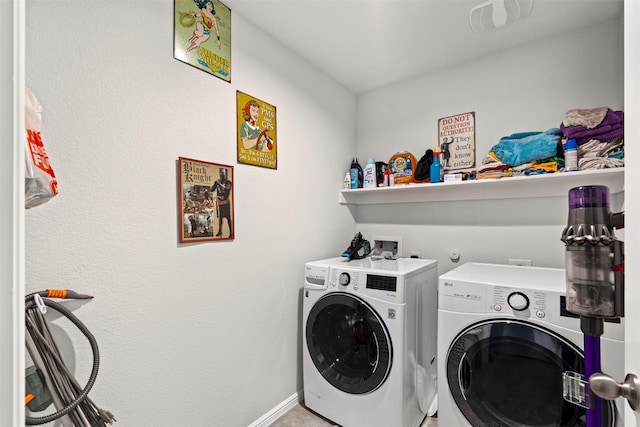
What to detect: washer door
<box><xmin>306</xmin><ymin>292</ymin><xmax>392</xmax><ymax>394</ymax></box>
<box><xmin>446</xmin><ymin>319</ymin><xmax>615</xmax><ymax>427</ymax></box>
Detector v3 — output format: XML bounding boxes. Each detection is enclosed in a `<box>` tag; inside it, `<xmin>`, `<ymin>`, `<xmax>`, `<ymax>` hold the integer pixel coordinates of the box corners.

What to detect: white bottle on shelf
<box><xmin>363</xmin><ymin>157</ymin><xmax>376</xmax><ymax>188</ymax></box>
<box><xmin>565</xmin><ymin>139</ymin><xmax>578</xmax><ymax>172</ymax></box>
<box><xmin>343</xmin><ymin>171</ymin><xmax>351</xmax><ymax>189</ymax></box>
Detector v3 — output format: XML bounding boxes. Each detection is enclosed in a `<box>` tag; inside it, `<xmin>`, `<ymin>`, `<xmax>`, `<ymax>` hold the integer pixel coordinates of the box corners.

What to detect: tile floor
<box><xmin>270</xmin><ymin>403</ymin><xmax>438</xmax><ymax>427</ymax></box>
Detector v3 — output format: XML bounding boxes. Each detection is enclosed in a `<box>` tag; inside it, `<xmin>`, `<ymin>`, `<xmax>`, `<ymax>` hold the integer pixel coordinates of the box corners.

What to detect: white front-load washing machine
<box><xmin>303</xmin><ymin>256</ymin><xmax>438</xmax><ymax>427</ymax></box>
<box><xmin>437</xmin><ymin>262</ymin><xmax>625</xmax><ymax>427</ymax></box>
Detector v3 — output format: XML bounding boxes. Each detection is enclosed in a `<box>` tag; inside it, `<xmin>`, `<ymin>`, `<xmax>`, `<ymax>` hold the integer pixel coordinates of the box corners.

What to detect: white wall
<box><xmin>355</xmin><ymin>18</ymin><xmax>623</xmax><ymax>274</ymax></box>
<box><xmin>24</xmin><ymin>1</ymin><xmax>355</xmax><ymax>426</ymax></box>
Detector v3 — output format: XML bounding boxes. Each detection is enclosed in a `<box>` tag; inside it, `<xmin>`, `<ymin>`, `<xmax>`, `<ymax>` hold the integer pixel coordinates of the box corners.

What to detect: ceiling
<box><xmin>224</xmin><ymin>0</ymin><xmax>623</xmax><ymax>94</ymax></box>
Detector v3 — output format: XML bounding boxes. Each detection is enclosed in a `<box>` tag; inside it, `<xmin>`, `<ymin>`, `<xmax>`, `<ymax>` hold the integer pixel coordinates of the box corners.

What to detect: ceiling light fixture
<box><xmin>469</xmin><ymin>0</ymin><xmax>533</xmax><ymax>32</ymax></box>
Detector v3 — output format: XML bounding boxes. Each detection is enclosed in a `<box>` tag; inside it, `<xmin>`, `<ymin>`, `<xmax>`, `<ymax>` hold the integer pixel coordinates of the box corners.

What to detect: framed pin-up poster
<box><xmin>174</xmin><ymin>0</ymin><xmax>231</xmax><ymax>82</ymax></box>
<box><xmin>178</xmin><ymin>157</ymin><xmax>234</xmax><ymax>243</ymax></box>
<box><xmin>236</xmin><ymin>90</ymin><xmax>277</xmax><ymax>169</ymax></box>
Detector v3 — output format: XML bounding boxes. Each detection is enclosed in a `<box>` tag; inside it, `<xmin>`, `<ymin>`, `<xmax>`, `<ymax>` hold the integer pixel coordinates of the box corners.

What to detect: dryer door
<box><xmin>446</xmin><ymin>319</ymin><xmax>615</xmax><ymax>427</ymax></box>
<box><xmin>306</xmin><ymin>292</ymin><xmax>392</xmax><ymax>394</ymax></box>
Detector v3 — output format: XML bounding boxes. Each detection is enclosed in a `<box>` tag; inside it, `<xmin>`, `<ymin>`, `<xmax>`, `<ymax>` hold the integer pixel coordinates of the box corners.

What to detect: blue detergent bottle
<box><xmin>350</xmin><ymin>157</ymin><xmax>364</xmax><ymax>188</ymax></box>
<box><xmin>430</xmin><ymin>148</ymin><xmax>442</xmax><ymax>183</ymax></box>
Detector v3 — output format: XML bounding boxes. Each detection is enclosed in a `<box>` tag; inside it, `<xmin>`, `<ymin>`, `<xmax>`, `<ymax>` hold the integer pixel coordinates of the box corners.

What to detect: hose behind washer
<box><xmin>25</xmin><ymin>290</ymin><xmax>115</xmax><ymax>426</ymax></box>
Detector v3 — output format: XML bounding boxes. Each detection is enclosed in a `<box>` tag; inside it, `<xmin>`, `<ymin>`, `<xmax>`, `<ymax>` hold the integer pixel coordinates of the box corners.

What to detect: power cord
<box><xmin>25</xmin><ymin>290</ymin><xmax>115</xmax><ymax>426</ymax></box>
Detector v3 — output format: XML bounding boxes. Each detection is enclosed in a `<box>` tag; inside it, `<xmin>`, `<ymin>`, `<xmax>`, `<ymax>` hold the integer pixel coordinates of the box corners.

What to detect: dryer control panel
<box><xmin>439</xmin><ymin>262</ymin><xmax>565</xmax><ymax>322</ymax></box>
<box><xmin>438</xmin><ymin>262</ymin><xmax>625</xmax><ymax>340</ymax></box>
<box><xmin>490</xmin><ymin>286</ymin><xmax>549</xmax><ymax>319</ymax></box>
<box><xmin>439</xmin><ymin>278</ymin><xmax>553</xmax><ymax>320</ymax></box>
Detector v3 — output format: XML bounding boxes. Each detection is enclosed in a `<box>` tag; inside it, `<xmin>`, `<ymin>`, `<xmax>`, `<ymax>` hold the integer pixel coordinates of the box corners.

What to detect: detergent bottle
<box><xmin>350</xmin><ymin>158</ymin><xmax>364</xmax><ymax>188</ymax></box>
<box><xmin>430</xmin><ymin>148</ymin><xmax>442</xmax><ymax>183</ymax></box>
<box><xmin>363</xmin><ymin>157</ymin><xmax>376</xmax><ymax>188</ymax></box>
<box><xmin>349</xmin><ymin>158</ymin><xmax>359</xmax><ymax>189</ymax></box>
<box><xmin>388</xmin><ymin>151</ymin><xmax>417</xmax><ymax>184</ymax></box>
<box><xmin>343</xmin><ymin>171</ymin><xmax>351</xmax><ymax>189</ymax></box>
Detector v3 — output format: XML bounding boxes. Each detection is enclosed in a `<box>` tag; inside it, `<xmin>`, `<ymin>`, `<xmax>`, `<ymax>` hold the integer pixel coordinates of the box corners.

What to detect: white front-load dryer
<box><xmin>303</xmin><ymin>257</ymin><xmax>438</xmax><ymax>427</ymax></box>
<box><xmin>437</xmin><ymin>262</ymin><xmax>625</xmax><ymax>427</ymax></box>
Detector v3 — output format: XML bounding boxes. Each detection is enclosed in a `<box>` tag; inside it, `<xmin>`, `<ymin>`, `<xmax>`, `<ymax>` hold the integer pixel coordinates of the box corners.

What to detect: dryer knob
<box><xmin>339</xmin><ymin>272</ymin><xmax>351</xmax><ymax>286</ymax></box>
<box><xmin>508</xmin><ymin>292</ymin><xmax>529</xmax><ymax>311</ymax></box>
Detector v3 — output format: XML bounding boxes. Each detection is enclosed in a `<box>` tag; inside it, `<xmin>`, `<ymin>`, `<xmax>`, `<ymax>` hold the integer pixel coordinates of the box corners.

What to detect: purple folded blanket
<box><xmin>560</xmin><ymin>109</ymin><xmax>624</xmax><ymax>145</ymax></box>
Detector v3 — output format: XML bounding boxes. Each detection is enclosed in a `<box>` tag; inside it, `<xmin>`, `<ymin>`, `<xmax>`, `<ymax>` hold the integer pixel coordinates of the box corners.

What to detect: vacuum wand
<box><xmin>561</xmin><ymin>185</ymin><xmax>624</xmax><ymax>427</ymax></box>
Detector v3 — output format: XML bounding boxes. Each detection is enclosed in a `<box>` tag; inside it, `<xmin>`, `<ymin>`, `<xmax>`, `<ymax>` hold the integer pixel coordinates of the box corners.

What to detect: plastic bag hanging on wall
<box><xmin>25</xmin><ymin>87</ymin><xmax>58</xmax><ymax>209</ymax></box>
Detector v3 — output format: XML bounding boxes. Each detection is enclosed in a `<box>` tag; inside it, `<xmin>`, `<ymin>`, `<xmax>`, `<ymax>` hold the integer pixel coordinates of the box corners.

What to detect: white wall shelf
<box><xmin>339</xmin><ymin>168</ymin><xmax>624</xmax><ymax>205</ymax></box>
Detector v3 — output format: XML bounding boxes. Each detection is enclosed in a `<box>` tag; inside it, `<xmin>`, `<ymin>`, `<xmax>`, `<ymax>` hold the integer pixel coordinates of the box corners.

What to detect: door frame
<box><xmin>623</xmin><ymin>1</ymin><xmax>640</xmax><ymax>425</ymax></box>
<box><xmin>1</xmin><ymin>0</ymin><xmax>26</xmax><ymax>425</ymax></box>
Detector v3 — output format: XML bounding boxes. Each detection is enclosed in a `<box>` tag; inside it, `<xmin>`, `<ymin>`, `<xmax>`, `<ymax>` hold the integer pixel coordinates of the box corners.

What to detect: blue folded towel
<box><xmin>487</xmin><ymin>128</ymin><xmax>562</xmax><ymax>166</ymax></box>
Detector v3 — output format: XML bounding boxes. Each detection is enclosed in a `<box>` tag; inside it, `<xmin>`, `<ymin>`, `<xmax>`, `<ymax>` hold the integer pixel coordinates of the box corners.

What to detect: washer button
<box><xmin>493</xmin><ymin>304</ymin><xmax>503</xmax><ymax>311</ymax></box>
<box><xmin>536</xmin><ymin>310</ymin><xmax>546</xmax><ymax>319</ymax></box>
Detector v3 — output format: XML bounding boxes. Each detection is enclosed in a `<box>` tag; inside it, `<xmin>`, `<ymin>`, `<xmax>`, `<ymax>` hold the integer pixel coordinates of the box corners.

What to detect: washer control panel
<box><xmin>329</xmin><ymin>269</ymin><xmax>362</xmax><ymax>290</ymax></box>
<box><xmin>329</xmin><ymin>270</ymin><xmax>398</xmax><ymax>291</ymax></box>
<box><xmin>326</xmin><ymin>268</ymin><xmax>403</xmax><ymax>301</ymax></box>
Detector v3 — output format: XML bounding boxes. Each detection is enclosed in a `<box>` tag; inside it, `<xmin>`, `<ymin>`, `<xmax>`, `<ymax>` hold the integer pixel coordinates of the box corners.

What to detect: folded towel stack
<box><xmin>560</xmin><ymin>107</ymin><xmax>624</xmax><ymax>170</ymax></box>
<box><xmin>482</xmin><ymin>128</ymin><xmax>562</xmax><ymax>167</ymax></box>
<box><xmin>477</xmin><ymin>107</ymin><xmax>624</xmax><ymax>180</ymax></box>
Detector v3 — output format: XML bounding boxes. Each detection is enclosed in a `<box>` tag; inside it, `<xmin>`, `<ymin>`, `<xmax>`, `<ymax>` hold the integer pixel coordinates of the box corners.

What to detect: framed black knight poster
<box><xmin>178</xmin><ymin>157</ymin><xmax>234</xmax><ymax>242</ymax></box>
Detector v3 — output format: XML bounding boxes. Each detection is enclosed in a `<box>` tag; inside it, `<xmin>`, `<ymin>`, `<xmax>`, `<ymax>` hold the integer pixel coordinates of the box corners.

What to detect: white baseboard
<box><xmin>247</xmin><ymin>390</ymin><xmax>303</xmax><ymax>427</ymax></box>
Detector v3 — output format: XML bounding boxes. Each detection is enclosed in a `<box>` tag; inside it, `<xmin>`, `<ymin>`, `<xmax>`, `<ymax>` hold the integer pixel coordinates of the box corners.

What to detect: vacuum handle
<box><xmin>590</xmin><ymin>372</ymin><xmax>640</xmax><ymax>411</ymax></box>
